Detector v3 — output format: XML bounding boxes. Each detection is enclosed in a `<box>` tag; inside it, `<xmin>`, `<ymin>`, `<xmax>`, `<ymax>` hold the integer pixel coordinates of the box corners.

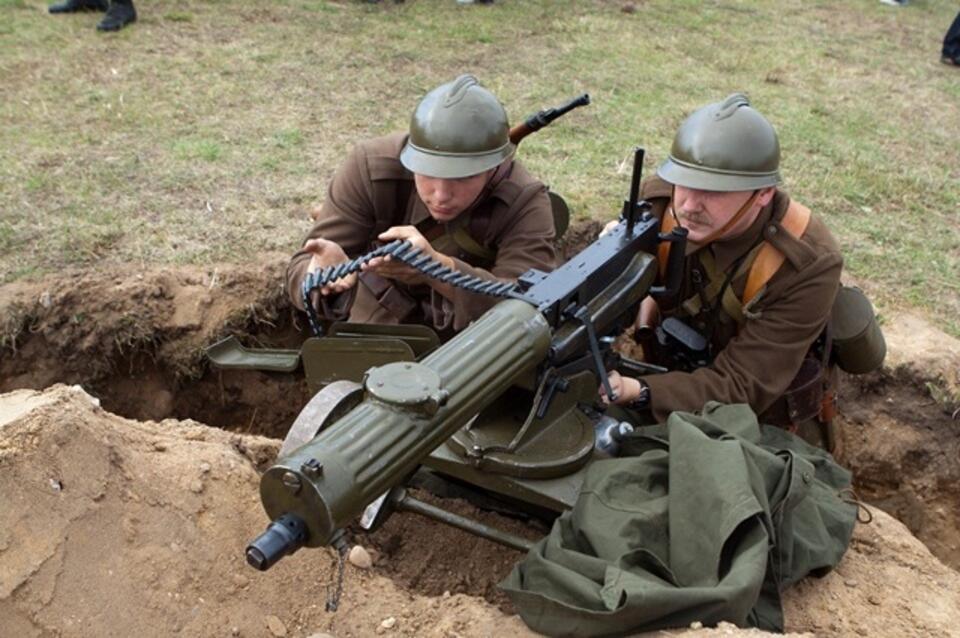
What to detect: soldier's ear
<box><xmin>756</xmin><ymin>187</ymin><xmax>776</xmax><ymax>207</ymax></box>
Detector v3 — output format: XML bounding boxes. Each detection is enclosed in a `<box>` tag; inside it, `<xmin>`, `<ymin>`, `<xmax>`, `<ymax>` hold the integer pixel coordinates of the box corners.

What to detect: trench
<box><xmin>4</xmin><ymin>314</ymin><xmax>959</xmax><ymax>582</ymax></box>
<box><xmin>1</xmin><ymin>235</ymin><xmax>957</xmax><ymax>589</ymax></box>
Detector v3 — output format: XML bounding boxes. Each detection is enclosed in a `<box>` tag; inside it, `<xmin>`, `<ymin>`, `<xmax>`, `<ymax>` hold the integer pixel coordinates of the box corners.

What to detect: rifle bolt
<box><xmin>281</xmin><ymin>471</ymin><xmax>302</xmax><ymax>494</ymax></box>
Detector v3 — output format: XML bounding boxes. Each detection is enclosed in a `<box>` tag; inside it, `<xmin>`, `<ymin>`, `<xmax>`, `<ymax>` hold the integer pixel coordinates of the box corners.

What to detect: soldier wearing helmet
<box><xmin>286</xmin><ymin>75</ymin><xmax>557</xmax><ymax>339</ymax></box>
<box><xmin>603</xmin><ymin>94</ymin><xmax>844</xmax><ymax>451</ymax></box>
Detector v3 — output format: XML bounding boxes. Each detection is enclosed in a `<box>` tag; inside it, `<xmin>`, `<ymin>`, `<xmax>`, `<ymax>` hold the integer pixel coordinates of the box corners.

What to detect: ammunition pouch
<box><xmin>783</xmin><ymin>356</ymin><xmax>825</xmax><ymax>424</ymax></box>
<box><xmin>760</xmin><ymin>353</ymin><xmax>839</xmax><ymax>452</ymax></box>
<box><xmin>830</xmin><ymin>285</ymin><xmax>885</xmax><ymax>375</ymax></box>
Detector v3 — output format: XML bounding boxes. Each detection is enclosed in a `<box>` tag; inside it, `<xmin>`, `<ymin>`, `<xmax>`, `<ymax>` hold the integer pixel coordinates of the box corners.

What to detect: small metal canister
<box><xmin>593</xmin><ymin>416</ymin><xmax>636</xmax><ymax>458</ymax></box>
<box><xmin>830</xmin><ymin>286</ymin><xmax>886</xmax><ymax>374</ymax></box>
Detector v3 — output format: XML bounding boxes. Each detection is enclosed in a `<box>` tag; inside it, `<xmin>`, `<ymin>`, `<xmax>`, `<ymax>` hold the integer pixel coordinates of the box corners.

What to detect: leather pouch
<box><xmin>784</xmin><ymin>357</ymin><xmax>825</xmax><ymax>424</ymax></box>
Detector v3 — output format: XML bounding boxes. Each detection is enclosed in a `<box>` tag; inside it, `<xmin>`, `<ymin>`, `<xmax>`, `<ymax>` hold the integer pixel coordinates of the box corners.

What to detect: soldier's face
<box><xmin>415</xmin><ymin>169</ymin><xmax>493</xmax><ymax>222</ymax></box>
<box><xmin>673</xmin><ymin>186</ymin><xmax>775</xmax><ymax>243</ymax></box>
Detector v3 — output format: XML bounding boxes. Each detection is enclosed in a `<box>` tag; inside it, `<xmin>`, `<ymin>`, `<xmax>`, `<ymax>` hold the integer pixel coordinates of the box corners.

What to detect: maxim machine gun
<box><xmin>238</xmin><ymin>148</ymin><xmax>688</xmax><ymax>574</ymax></box>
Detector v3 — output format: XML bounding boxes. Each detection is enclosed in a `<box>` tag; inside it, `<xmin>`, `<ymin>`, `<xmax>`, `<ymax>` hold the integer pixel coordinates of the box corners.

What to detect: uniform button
<box><xmin>767</xmin><ymin>225</ymin><xmax>778</xmax><ymax>237</ymax></box>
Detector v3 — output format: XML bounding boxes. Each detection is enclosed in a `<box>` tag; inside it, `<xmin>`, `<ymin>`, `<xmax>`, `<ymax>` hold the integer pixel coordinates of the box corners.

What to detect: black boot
<box><xmin>48</xmin><ymin>0</ymin><xmax>108</xmax><ymax>13</ymax></box>
<box><xmin>96</xmin><ymin>0</ymin><xmax>136</xmax><ymax>31</ymax></box>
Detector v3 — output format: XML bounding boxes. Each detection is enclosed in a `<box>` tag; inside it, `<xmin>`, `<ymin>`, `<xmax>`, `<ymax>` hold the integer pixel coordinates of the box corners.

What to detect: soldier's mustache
<box><xmin>679</xmin><ymin>210</ymin><xmax>711</xmax><ymax>226</ymax></box>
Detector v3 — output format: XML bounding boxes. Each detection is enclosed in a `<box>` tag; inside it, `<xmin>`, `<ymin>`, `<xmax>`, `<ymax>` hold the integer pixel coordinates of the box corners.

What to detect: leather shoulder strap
<box><xmin>451</xmin><ymin>224</ymin><xmax>497</xmax><ymax>262</ymax></box>
<box><xmin>742</xmin><ymin>200</ymin><xmax>811</xmax><ymax>305</ymax></box>
<box><xmin>658</xmin><ymin>209</ymin><xmax>677</xmax><ymax>280</ymax></box>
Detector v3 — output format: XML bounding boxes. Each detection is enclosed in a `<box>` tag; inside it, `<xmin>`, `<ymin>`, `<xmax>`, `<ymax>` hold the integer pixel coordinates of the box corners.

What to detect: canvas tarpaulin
<box><xmin>500</xmin><ymin>403</ymin><xmax>857</xmax><ymax>636</ymax></box>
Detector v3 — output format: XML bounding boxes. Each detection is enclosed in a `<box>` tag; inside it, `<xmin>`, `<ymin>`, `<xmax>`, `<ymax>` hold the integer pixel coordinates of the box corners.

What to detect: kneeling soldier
<box><xmin>286</xmin><ymin>75</ymin><xmax>557</xmax><ymax>341</ymax></box>
<box><xmin>603</xmin><ymin>94</ymin><xmax>849</xmax><ymax>451</ymax></box>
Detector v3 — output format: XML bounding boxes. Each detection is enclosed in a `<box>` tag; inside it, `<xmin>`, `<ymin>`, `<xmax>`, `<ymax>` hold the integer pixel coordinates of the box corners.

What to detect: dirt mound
<box><xmin>882</xmin><ymin>314</ymin><xmax>960</xmax><ymax>405</ymax></box>
<box><xmin>2</xmin><ymin>385</ymin><xmax>959</xmax><ymax>637</ymax></box>
<box><xmin>0</xmin><ymin>385</ymin><xmax>526</xmax><ymax>638</ymax></box>
<box><xmin>781</xmin><ymin>506</ymin><xmax>960</xmax><ymax>637</ymax></box>
<box><xmin>0</xmin><ymin>257</ymin><xmax>289</xmax><ymax>380</ymax></box>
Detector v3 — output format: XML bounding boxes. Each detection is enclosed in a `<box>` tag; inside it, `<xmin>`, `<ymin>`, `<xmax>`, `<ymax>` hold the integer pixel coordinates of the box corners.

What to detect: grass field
<box><xmin>1</xmin><ymin>0</ymin><xmax>958</xmax><ymax>333</ymax></box>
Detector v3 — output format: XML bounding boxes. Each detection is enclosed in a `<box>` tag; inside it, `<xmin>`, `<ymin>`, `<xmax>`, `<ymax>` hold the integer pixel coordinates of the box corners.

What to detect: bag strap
<box><xmin>412</xmin><ymin>210</ymin><xmax>493</xmax><ymax>262</ymax></box>
<box><xmin>742</xmin><ymin>200</ymin><xmax>811</xmax><ymax>305</ymax></box>
<box><xmin>451</xmin><ymin>222</ymin><xmax>497</xmax><ymax>262</ymax></box>
<box><xmin>692</xmin><ymin>248</ymin><xmax>762</xmax><ymax>326</ymax></box>
<box><xmin>664</xmin><ymin>198</ymin><xmax>812</xmax><ymax>328</ymax></box>
<box><xmin>658</xmin><ymin>208</ymin><xmax>677</xmax><ymax>280</ymax></box>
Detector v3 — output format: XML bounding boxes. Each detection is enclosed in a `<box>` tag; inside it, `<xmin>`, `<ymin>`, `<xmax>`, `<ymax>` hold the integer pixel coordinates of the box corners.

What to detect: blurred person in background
<box><xmin>48</xmin><ymin>0</ymin><xmax>136</xmax><ymax>32</ymax></box>
<box><xmin>943</xmin><ymin>11</ymin><xmax>960</xmax><ymax>66</ymax></box>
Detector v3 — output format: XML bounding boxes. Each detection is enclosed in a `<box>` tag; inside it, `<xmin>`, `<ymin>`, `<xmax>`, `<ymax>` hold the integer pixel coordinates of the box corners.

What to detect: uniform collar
<box><xmin>409</xmin><ymin>196</ymin><xmax>432</xmax><ymax>226</ymax></box>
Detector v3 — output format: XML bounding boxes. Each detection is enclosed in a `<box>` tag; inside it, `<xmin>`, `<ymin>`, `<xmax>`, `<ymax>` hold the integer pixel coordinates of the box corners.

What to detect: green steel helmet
<box><xmin>657</xmin><ymin>93</ymin><xmax>781</xmax><ymax>192</ymax></box>
<box><xmin>400</xmin><ymin>74</ymin><xmax>514</xmax><ymax>179</ymax></box>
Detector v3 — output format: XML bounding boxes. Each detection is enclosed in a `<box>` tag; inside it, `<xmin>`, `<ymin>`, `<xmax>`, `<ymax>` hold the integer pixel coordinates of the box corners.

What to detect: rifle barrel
<box><xmin>509</xmin><ymin>93</ymin><xmax>590</xmax><ymax>145</ymax></box>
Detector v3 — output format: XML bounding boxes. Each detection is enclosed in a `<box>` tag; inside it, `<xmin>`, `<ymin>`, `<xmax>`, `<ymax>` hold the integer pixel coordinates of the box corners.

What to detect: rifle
<box><xmin>246</xmin><ymin>147</ymin><xmax>688</xmax><ymax>572</ymax></box>
<box><xmin>509</xmin><ymin>93</ymin><xmax>591</xmax><ymax>145</ymax></box>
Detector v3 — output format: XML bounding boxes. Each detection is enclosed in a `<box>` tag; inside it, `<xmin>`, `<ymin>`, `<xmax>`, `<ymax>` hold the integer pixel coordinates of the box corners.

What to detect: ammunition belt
<box><xmin>300</xmin><ymin>239</ymin><xmax>518</xmax><ymax>337</ymax></box>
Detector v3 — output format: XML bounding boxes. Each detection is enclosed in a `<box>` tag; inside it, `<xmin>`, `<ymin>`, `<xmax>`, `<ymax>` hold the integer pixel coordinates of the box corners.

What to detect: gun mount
<box><xmin>242</xmin><ymin>148</ymin><xmax>687</xmax><ymax>571</ymax></box>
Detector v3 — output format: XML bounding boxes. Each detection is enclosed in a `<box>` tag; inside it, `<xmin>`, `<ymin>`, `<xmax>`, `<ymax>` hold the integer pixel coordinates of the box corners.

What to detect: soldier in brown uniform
<box><xmin>602</xmin><ymin>94</ymin><xmax>844</xmax><ymax>450</ymax></box>
<box><xmin>286</xmin><ymin>75</ymin><xmax>557</xmax><ymax>340</ymax></box>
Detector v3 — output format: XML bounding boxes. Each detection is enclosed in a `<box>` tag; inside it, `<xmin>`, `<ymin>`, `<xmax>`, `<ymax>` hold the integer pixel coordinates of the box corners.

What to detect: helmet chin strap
<box><xmin>459</xmin><ymin>159</ymin><xmax>512</xmax><ymax>219</ymax></box>
<box><xmin>672</xmin><ymin>188</ymin><xmax>761</xmax><ymax>246</ymax></box>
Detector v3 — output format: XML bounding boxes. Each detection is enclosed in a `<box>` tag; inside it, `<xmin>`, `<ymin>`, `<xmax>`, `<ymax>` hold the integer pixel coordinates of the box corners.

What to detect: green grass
<box><xmin>0</xmin><ymin>221</ymin><xmax>14</xmax><ymax>252</ymax></box>
<box><xmin>163</xmin><ymin>11</ymin><xmax>193</xmax><ymax>22</ymax></box>
<box><xmin>273</xmin><ymin>128</ymin><xmax>304</xmax><ymax>149</ymax></box>
<box><xmin>173</xmin><ymin>137</ymin><xmax>224</xmax><ymax>162</ymax></box>
<box><xmin>1</xmin><ymin>0</ymin><xmax>958</xmax><ymax>334</ymax></box>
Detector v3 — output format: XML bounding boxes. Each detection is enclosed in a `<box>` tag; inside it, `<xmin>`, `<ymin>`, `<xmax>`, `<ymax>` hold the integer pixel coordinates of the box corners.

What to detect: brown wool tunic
<box><xmin>638</xmin><ymin>177</ymin><xmax>843</xmax><ymax>423</ymax></box>
<box><xmin>286</xmin><ymin>133</ymin><xmax>557</xmax><ymax>338</ymax></box>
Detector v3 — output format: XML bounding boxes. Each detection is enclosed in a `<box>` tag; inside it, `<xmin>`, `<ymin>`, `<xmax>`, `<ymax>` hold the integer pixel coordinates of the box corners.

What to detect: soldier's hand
<box><xmin>599</xmin><ymin>371</ymin><xmax>642</xmax><ymax>406</ymax></box>
<box><xmin>363</xmin><ymin>226</ymin><xmax>455</xmax><ymax>286</ymax></box>
<box><xmin>303</xmin><ymin>238</ymin><xmax>356</xmax><ymax>295</ymax></box>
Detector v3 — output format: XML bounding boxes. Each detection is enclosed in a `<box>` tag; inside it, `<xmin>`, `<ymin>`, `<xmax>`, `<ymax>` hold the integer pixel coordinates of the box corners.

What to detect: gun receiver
<box><xmin>247</xmin><ymin>148</ymin><xmax>683</xmax><ymax>571</ymax></box>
